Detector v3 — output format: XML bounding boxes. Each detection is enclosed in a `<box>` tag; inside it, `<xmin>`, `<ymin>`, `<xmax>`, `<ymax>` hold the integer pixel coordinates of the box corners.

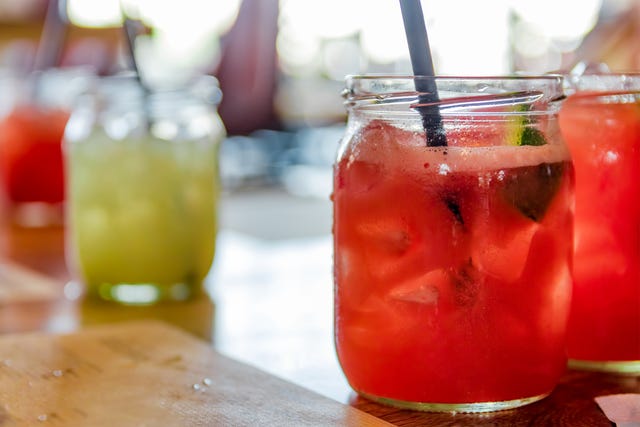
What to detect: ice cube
<box><xmin>340</xmin><ymin>285</ymin><xmax>436</xmax><ymax>353</ymax></box>
<box><xmin>349</xmin><ymin>215</ymin><xmax>422</xmax><ymax>283</ymax></box>
<box><xmin>388</xmin><ymin>269</ymin><xmax>449</xmax><ymax>305</ymax></box>
<box><xmin>352</xmin><ymin>119</ymin><xmax>418</xmax><ymax>164</ymax></box>
<box><xmin>339</xmin><ymin>293</ymin><xmax>399</xmax><ymax>349</ymax></box>
<box><xmin>356</xmin><ymin>220</ymin><xmax>412</xmax><ymax>256</ymax></box>
<box><xmin>335</xmin><ymin>158</ymin><xmax>384</xmax><ymax>195</ymax></box>
<box><xmin>471</xmin><ymin>195</ymin><xmax>540</xmax><ymax>283</ymax></box>
<box><xmin>574</xmin><ymin>221</ymin><xmax>627</xmax><ymax>278</ymax></box>
<box><xmin>473</xmin><ymin>222</ymin><xmax>539</xmax><ymax>282</ymax></box>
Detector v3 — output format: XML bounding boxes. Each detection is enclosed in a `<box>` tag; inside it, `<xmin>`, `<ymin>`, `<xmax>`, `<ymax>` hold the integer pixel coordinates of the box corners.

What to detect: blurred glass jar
<box><xmin>64</xmin><ymin>74</ymin><xmax>225</xmax><ymax>305</ymax></box>
<box><xmin>0</xmin><ymin>67</ymin><xmax>91</xmax><ymax>227</ymax></box>
<box><xmin>560</xmin><ymin>72</ymin><xmax>640</xmax><ymax>373</ymax></box>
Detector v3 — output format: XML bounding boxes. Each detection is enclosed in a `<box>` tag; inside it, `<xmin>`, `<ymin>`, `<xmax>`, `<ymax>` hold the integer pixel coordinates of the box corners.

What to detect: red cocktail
<box><xmin>0</xmin><ymin>105</ymin><xmax>69</xmax><ymax>204</ymax></box>
<box><xmin>0</xmin><ymin>69</ymin><xmax>87</xmax><ymax>226</ymax></box>
<box><xmin>333</xmin><ymin>76</ymin><xmax>574</xmax><ymax>412</ymax></box>
<box><xmin>559</xmin><ymin>87</ymin><xmax>640</xmax><ymax>373</ymax></box>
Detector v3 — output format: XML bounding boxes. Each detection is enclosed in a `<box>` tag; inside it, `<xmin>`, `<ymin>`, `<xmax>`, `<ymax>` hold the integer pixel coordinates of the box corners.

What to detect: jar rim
<box><xmin>344</xmin><ymin>74</ymin><xmax>565</xmax><ymax>116</ymax></box>
<box><xmin>564</xmin><ymin>72</ymin><xmax>640</xmax><ymax>92</ymax></box>
<box><xmin>89</xmin><ymin>72</ymin><xmax>223</xmax><ymax>106</ymax></box>
<box><xmin>346</xmin><ymin>74</ymin><xmax>564</xmax><ymax>81</ymax></box>
<box><xmin>565</xmin><ymin>90</ymin><xmax>640</xmax><ymax>105</ymax></box>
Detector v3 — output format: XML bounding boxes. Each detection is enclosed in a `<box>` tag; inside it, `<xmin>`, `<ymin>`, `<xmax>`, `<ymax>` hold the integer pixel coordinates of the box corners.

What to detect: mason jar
<box><xmin>560</xmin><ymin>73</ymin><xmax>640</xmax><ymax>374</ymax></box>
<box><xmin>0</xmin><ymin>67</ymin><xmax>91</xmax><ymax>227</ymax></box>
<box><xmin>333</xmin><ymin>75</ymin><xmax>574</xmax><ymax>412</ymax></box>
<box><xmin>64</xmin><ymin>74</ymin><xmax>225</xmax><ymax>305</ymax></box>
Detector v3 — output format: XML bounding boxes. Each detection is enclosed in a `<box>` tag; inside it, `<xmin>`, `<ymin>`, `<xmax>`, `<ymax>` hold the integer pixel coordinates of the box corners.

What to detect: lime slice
<box><xmin>506</xmin><ymin>104</ymin><xmax>547</xmax><ymax>146</ymax></box>
<box><xmin>518</xmin><ymin>127</ymin><xmax>547</xmax><ymax>146</ymax></box>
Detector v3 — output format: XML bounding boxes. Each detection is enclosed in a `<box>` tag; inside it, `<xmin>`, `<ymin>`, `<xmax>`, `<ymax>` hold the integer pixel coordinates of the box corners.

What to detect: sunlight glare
<box><xmin>510</xmin><ymin>0</ymin><xmax>602</xmax><ymax>44</ymax></box>
<box><xmin>67</xmin><ymin>0</ymin><xmax>122</xmax><ymax>27</ymax></box>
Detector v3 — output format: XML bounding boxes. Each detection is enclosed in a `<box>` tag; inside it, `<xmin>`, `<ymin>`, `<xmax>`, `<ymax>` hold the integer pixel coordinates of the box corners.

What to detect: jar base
<box><xmin>358</xmin><ymin>391</ymin><xmax>550</xmax><ymax>413</ymax></box>
<box><xmin>88</xmin><ymin>281</ymin><xmax>201</xmax><ymax>305</ymax></box>
<box><xmin>569</xmin><ymin>359</ymin><xmax>640</xmax><ymax>375</ymax></box>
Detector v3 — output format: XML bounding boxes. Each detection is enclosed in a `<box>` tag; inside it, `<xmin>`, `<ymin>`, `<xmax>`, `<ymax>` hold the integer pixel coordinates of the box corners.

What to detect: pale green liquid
<box><xmin>66</xmin><ymin>132</ymin><xmax>219</xmax><ymax>304</ymax></box>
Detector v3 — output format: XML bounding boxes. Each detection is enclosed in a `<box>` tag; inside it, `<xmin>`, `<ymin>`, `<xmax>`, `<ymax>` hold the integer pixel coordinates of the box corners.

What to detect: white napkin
<box><xmin>595</xmin><ymin>394</ymin><xmax>640</xmax><ymax>427</ymax></box>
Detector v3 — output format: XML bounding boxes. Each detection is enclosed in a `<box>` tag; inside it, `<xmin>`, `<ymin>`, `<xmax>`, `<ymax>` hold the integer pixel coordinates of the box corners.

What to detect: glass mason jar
<box><xmin>64</xmin><ymin>75</ymin><xmax>225</xmax><ymax>305</ymax></box>
<box><xmin>0</xmin><ymin>67</ymin><xmax>91</xmax><ymax>227</ymax></box>
<box><xmin>560</xmin><ymin>73</ymin><xmax>640</xmax><ymax>374</ymax></box>
<box><xmin>333</xmin><ymin>76</ymin><xmax>575</xmax><ymax>412</ymax></box>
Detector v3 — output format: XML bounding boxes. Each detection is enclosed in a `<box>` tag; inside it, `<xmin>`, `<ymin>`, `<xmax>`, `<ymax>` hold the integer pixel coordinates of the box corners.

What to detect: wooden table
<box><xmin>1</xmin><ymin>219</ymin><xmax>638</xmax><ymax>426</ymax></box>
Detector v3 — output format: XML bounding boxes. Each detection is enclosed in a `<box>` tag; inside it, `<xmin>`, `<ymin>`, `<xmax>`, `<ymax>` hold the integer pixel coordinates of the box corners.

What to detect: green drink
<box><xmin>64</xmin><ymin>76</ymin><xmax>224</xmax><ymax>304</ymax></box>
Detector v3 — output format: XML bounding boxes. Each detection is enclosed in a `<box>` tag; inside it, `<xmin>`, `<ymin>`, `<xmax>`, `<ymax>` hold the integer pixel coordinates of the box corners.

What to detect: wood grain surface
<box><xmin>0</xmin><ymin>321</ymin><xmax>391</xmax><ymax>427</ymax></box>
<box><xmin>351</xmin><ymin>370</ymin><xmax>640</xmax><ymax>426</ymax></box>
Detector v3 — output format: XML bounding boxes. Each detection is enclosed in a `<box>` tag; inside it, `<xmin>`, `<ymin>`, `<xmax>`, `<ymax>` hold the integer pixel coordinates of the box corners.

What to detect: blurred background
<box><xmin>0</xmin><ymin>0</ymin><xmax>638</xmax><ymax>219</ymax></box>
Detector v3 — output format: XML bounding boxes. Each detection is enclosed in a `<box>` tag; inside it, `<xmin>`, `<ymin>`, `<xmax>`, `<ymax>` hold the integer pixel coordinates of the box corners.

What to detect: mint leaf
<box><xmin>502</xmin><ymin>162</ymin><xmax>565</xmax><ymax>222</ymax></box>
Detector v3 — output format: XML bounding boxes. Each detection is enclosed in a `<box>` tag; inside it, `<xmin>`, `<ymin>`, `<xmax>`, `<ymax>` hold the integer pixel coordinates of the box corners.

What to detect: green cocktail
<box><xmin>64</xmin><ymin>76</ymin><xmax>224</xmax><ymax>304</ymax></box>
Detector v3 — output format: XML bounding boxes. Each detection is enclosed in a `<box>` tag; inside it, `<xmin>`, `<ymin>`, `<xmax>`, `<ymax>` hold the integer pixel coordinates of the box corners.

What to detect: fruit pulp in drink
<box><xmin>333</xmin><ymin>120</ymin><xmax>574</xmax><ymax>405</ymax></box>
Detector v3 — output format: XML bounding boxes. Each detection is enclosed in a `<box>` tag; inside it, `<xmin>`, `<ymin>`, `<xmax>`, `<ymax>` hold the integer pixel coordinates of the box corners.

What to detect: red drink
<box><xmin>0</xmin><ymin>105</ymin><xmax>69</xmax><ymax>204</ymax></box>
<box><xmin>333</xmin><ymin>76</ymin><xmax>574</xmax><ymax>412</ymax></box>
<box><xmin>0</xmin><ymin>68</ymin><xmax>88</xmax><ymax>226</ymax></box>
<box><xmin>559</xmin><ymin>90</ymin><xmax>640</xmax><ymax>372</ymax></box>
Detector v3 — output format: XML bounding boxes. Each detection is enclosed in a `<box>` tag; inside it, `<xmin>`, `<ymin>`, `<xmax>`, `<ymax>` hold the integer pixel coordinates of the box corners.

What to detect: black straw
<box><xmin>33</xmin><ymin>0</ymin><xmax>67</xmax><ymax>72</ymax></box>
<box><xmin>399</xmin><ymin>0</ymin><xmax>447</xmax><ymax>147</ymax></box>
<box><xmin>122</xmin><ymin>18</ymin><xmax>152</xmax><ymax>129</ymax></box>
<box><xmin>123</xmin><ymin>18</ymin><xmax>149</xmax><ymax>93</ymax></box>
<box><xmin>31</xmin><ymin>0</ymin><xmax>67</xmax><ymax>102</ymax></box>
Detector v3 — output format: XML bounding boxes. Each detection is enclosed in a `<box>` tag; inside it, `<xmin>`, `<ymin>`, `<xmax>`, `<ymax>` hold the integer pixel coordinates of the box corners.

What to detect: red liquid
<box><xmin>559</xmin><ymin>93</ymin><xmax>640</xmax><ymax>363</ymax></box>
<box><xmin>0</xmin><ymin>106</ymin><xmax>69</xmax><ymax>204</ymax></box>
<box><xmin>333</xmin><ymin>121</ymin><xmax>574</xmax><ymax>404</ymax></box>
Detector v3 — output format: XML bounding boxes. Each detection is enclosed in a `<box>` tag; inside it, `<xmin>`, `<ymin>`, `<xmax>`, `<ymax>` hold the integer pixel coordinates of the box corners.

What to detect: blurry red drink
<box><xmin>560</xmin><ymin>80</ymin><xmax>640</xmax><ymax>373</ymax></box>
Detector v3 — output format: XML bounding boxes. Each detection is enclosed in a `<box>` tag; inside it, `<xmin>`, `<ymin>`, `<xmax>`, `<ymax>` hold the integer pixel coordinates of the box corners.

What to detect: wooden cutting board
<box><xmin>0</xmin><ymin>320</ymin><xmax>391</xmax><ymax>426</ymax></box>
